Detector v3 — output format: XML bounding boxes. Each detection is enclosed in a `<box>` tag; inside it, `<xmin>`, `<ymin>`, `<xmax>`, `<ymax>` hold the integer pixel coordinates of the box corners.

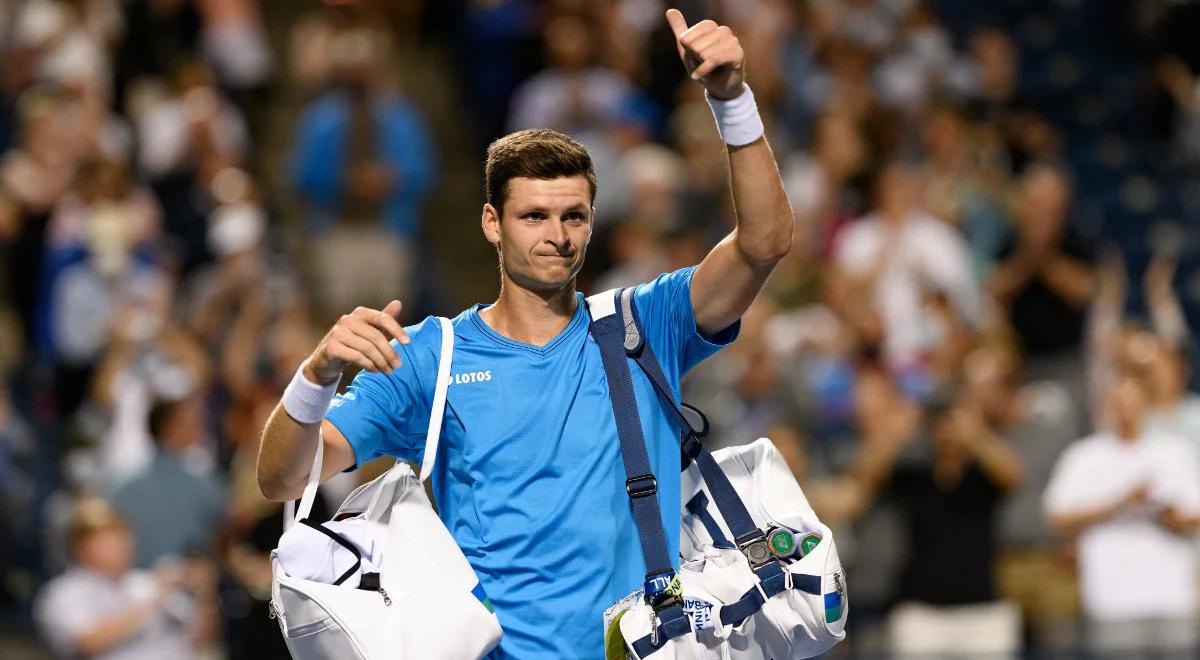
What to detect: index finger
<box><xmin>372</xmin><ymin>309</ymin><xmax>411</xmax><ymax>346</ymax></box>
<box><xmin>666</xmin><ymin>8</ymin><xmax>688</xmax><ymax>38</ymax></box>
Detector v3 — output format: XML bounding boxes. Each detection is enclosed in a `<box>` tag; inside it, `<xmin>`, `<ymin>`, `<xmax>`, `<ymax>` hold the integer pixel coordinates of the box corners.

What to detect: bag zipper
<box><xmin>378</xmin><ymin>587</ymin><xmax>392</xmax><ymax>606</ymax></box>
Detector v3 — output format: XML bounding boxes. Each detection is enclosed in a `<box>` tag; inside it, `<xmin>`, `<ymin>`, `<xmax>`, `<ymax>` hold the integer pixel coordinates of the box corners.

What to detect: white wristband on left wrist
<box><xmin>706</xmin><ymin>84</ymin><xmax>764</xmax><ymax>147</ymax></box>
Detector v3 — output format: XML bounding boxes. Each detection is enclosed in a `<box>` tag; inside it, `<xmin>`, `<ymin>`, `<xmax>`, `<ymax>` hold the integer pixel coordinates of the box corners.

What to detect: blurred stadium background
<box><xmin>4</xmin><ymin>0</ymin><xmax>1200</xmax><ymax>657</ymax></box>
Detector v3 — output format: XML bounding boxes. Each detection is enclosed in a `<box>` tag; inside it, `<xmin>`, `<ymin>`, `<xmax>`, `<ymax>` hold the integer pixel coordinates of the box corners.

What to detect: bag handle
<box><xmin>419</xmin><ymin>317</ymin><xmax>455</xmax><ymax>482</ymax></box>
<box><xmin>284</xmin><ymin>426</ymin><xmax>327</xmax><ymax>532</ymax></box>
<box><xmin>284</xmin><ymin>316</ymin><xmax>454</xmax><ymax>529</ymax></box>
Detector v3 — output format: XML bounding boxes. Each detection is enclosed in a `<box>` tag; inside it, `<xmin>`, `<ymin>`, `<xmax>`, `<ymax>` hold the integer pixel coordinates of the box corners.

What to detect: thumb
<box><xmin>665</xmin><ymin>8</ymin><xmax>688</xmax><ymax>39</ymax></box>
<box><xmin>382</xmin><ymin>299</ymin><xmax>404</xmax><ymax>319</ymax></box>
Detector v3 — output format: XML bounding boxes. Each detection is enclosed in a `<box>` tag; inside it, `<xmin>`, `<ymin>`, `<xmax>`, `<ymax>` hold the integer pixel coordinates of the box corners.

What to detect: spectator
<box><xmin>110</xmin><ymin>396</ymin><xmax>226</xmax><ymax>568</ymax></box>
<box><xmin>831</xmin><ymin>162</ymin><xmax>983</xmax><ymax>372</ymax></box>
<box><xmin>854</xmin><ymin>385</ymin><xmax>1023</xmax><ymax>657</ymax></box>
<box><xmin>506</xmin><ymin>15</ymin><xmax>634</xmax><ymax>137</ymax></box>
<box><xmin>290</xmin><ymin>25</ymin><xmax>436</xmax><ymax>318</ymax></box>
<box><xmin>1044</xmin><ymin>371</ymin><xmax>1200</xmax><ymax>657</ymax></box>
<box><xmin>969</xmin><ymin>343</ymin><xmax>1084</xmax><ymax>649</ymax></box>
<box><xmin>34</xmin><ymin>498</ymin><xmax>216</xmax><ymax>659</ymax></box>
<box><xmin>989</xmin><ymin>164</ymin><xmax>1094</xmax><ymax>405</ymax></box>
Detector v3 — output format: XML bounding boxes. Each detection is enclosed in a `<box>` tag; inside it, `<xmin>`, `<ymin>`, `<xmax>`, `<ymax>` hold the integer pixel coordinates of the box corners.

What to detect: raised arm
<box><xmin>257</xmin><ymin>301</ymin><xmax>410</xmax><ymax>501</ymax></box>
<box><xmin>665</xmin><ymin>9</ymin><xmax>794</xmax><ymax>336</ymax></box>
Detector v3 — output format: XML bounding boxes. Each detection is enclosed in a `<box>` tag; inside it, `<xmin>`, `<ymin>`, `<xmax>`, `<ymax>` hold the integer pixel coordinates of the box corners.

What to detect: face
<box><xmin>77</xmin><ymin>526</ymin><xmax>135</xmax><ymax>577</ymax></box>
<box><xmin>1016</xmin><ymin>168</ymin><xmax>1069</xmax><ymax>242</ymax></box>
<box><xmin>482</xmin><ymin>176</ymin><xmax>594</xmax><ymax>294</ymax></box>
<box><xmin>1108</xmin><ymin>375</ymin><xmax>1147</xmax><ymax>431</ymax></box>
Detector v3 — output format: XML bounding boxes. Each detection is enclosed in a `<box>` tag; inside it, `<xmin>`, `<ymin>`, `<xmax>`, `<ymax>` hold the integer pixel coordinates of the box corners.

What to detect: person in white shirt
<box><xmin>831</xmin><ymin>162</ymin><xmax>982</xmax><ymax>369</ymax></box>
<box><xmin>1043</xmin><ymin>371</ymin><xmax>1200</xmax><ymax>657</ymax></box>
<box><xmin>33</xmin><ymin>498</ymin><xmax>214</xmax><ymax>660</ymax></box>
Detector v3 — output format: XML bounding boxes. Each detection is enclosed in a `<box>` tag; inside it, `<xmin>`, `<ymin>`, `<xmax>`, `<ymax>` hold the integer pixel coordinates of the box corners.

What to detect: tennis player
<box><xmin>258</xmin><ymin>9</ymin><xmax>793</xmax><ymax>657</ymax></box>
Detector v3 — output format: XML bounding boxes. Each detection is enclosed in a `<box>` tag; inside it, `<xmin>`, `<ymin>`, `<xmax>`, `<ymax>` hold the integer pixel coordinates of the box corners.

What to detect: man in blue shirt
<box><xmin>258</xmin><ymin>10</ymin><xmax>794</xmax><ymax>658</ymax></box>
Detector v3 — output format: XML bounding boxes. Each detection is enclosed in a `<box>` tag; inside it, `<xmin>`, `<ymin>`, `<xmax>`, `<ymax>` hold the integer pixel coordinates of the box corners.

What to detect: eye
<box><xmin>522</xmin><ymin>212</ymin><xmax>545</xmax><ymax>222</ymax></box>
<box><xmin>565</xmin><ymin>211</ymin><xmax>587</xmax><ymax>223</ymax></box>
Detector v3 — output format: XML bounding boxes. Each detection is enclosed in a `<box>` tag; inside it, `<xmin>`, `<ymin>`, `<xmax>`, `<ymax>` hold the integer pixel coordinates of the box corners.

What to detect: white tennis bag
<box><xmin>590</xmin><ymin>289</ymin><xmax>846</xmax><ymax>660</ymax></box>
<box><xmin>269</xmin><ymin>317</ymin><xmax>503</xmax><ymax>659</ymax></box>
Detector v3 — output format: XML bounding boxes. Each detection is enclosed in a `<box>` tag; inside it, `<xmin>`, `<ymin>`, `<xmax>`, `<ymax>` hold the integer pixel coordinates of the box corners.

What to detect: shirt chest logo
<box><xmin>451</xmin><ymin>370</ymin><xmax>493</xmax><ymax>385</ymax></box>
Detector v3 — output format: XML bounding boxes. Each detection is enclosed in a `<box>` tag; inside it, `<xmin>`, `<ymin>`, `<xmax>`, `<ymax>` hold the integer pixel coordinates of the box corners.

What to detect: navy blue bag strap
<box><xmin>614</xmin><ymin>288</ymin><xmax>765</xmax><ymax>547</ymax></box>
<box><xmin>590</xmin><ymin>292</ymin><xmax>676</xmax><ymax>580</ymax></box>
<box><xmin>589</xmin><ymin>289</ymin><xmax>690</xmax><ymax>650</ymax></box>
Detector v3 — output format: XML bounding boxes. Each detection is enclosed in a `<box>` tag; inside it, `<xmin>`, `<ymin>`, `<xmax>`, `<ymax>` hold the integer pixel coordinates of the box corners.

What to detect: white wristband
<box><xmin>282</xmin><ymin>361</ymin><xmax>338</xmax><ymax>425</ymax></box>
<box><xmin>706</xmin><ymin>84</ymin><xmax>764</xmax><ymax>147</ymax></box>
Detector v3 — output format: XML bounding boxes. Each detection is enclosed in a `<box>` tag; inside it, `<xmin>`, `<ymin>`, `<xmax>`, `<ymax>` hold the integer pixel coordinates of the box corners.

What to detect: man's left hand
<box><xmin>666</xmin><ymin>9</ymin><xmax>745</xmax><ymax>101</ymax></box>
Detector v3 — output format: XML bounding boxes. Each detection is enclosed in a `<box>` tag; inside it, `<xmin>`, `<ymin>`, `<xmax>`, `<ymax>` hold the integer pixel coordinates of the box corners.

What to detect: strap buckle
<box><xmin>736</xmin><ymin>530</ymin><xmax>775</xmax><ymax>570</ymax></box>
<box><xmin>625</xmin><ymin>474</ymin><xmax>658</xmax><ymax>498</ymax></box>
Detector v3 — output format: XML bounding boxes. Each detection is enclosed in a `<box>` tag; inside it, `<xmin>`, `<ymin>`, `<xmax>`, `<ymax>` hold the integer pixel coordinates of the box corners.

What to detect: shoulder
<box><xmin>629</xmin><ymin>266</ymin><xmax>697</xmax><ymax>313</ymax></box>
<box><xmin>1145</xmin><ymin>432</ymin><xmax>1199</xmax><ymax>460</ymax></box>
<box><xmin>299</xmin><ymin>94</ymin><xmax>347</xmax><ymax>127</ymax></box>
<box><xmin>910</xmin><ymin>213</ymin><xmax>963</xmax><ymax>244</ymax></box>
<box><xmin>1056</xmin><ymin>434</ymin><xmax>1108</xmax><ymax>465</ymax></box>
<box><xmin>833</xmin><ymin>217</ymin><xmax>881</xmax><ymax>258</ymax></box>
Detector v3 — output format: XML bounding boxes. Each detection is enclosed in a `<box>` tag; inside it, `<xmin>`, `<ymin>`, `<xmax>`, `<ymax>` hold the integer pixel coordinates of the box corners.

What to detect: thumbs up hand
<box><xmin>666</xmin><ymin>8</ymin><xmax>745</xmax><ymax>101</ymax></box>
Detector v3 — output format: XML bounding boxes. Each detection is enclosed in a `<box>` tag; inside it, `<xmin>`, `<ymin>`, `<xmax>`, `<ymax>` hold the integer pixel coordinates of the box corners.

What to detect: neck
<box><xmin>480</xmin><ymin>277</ymin><xmax>578</xmax><ymax>346</ymax></box>
<box><xmin>1115</xmin><ymin>422</ymin><xmax>1140</xmax><ymax>442</ymax></box>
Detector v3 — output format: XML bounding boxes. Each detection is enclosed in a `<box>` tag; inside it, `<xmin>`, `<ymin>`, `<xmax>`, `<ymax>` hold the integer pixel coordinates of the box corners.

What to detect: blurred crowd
<box><xmin>3</xmin><ymin>0</ymin><xmax>1200</xmax><ymax>658</ymax></box>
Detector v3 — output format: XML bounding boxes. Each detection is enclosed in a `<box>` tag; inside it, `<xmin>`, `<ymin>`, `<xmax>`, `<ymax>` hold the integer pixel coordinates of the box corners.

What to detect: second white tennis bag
<box><xmin>269</xmin><ymin>317</ymin><xmax>503</xmax><ymax>659</ymax></box>
<box><xmin>590</xmin><ymin>288</ymin><xmax>846</xmax><ymax>660</ymax></box>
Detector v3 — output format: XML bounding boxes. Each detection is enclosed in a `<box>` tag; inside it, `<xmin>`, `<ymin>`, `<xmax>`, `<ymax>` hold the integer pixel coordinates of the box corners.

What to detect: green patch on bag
<box><xmin>604</xmin><ymin>608</ymin><xmax>630</xmax><ymax>660</ymax></box>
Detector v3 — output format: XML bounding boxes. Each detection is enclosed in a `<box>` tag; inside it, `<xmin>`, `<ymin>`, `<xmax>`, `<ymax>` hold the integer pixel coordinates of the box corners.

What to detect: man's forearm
<box><xmin>256</xmin><ymin>404</ymin><xmax>321</xmax><ymax>501</ymax></box>
<box><xmin>727</xmin><ymin>135</ymin><xmax>794</xmax><ymax>266</ymax></box>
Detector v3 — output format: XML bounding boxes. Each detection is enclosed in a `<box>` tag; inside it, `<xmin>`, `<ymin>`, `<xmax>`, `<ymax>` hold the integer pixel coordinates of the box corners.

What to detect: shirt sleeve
<box><xmin>324</xmin><ymin>318</ymin><xmax>440</xmax><ymax>469</ymax></box>
<box><xmin>34</xmin><ymin>578</ymin><xmax>96</xmax><ymax>656</ymax></box>
<box><xmin>631</xmin><ymin>265</ymin><xmax>740</xmax><ymax>388</ymax></box>
<box><xmin>1042</xmin><ymin>443</ymin><xmax>1088</xmax><ymax>517</ymax></box>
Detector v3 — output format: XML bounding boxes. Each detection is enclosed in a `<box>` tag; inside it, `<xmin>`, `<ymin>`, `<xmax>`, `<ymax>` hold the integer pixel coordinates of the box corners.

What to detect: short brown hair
<box><xmin>484</xmin><ymin>129</ymin><xmax>597</xmax><ymax>215</ymax></box>
<box><xmin>67</xmin><ymin>497</ymin><xmax>127</xmax><ymax>548</ymax></box>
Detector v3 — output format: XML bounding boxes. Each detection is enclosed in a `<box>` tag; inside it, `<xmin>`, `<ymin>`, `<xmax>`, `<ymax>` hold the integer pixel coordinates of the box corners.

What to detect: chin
<box><xmin>508</xmin><ymin>265</ymin><xmax>578</xmax><ymax>293</ymax></box>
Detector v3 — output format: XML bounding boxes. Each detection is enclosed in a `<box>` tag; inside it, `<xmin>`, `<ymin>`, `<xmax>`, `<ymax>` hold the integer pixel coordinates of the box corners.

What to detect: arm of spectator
<box><xmin>69</xmin><ymin>567</ymin><xmax>183</xmax><ymax>656</ymax></box>
<box><xmin>157</xmin><ymin>324</ymin><xmax>213</xmax><ymax>392</ymax></box>
<box><xmin>956</xmin><ymin>412</ymin><xmax>1024</xmax><ymax>492</ymax></box>
<box><xmin>1047</xmin><ymin>483</ymin><xmax>1147</xmax><ymax>537</ymax></box>
<box><xmin>667</xmin><ymin>10</ymin><xmax>794</xmax><ymax>336</ymax></box>
<box><xmin>183</xmin><ymin>559</ymin><xmax>220</xmax><ymax>649</ymax></box>
<box><xmin>1159</xmin><ymin>507</ymin><xmax>1200</xmax><ymax>535</ymax></box>
<box><xmin>987</xmin><ymin>247</ymin><xmax>1039</xmax><ymax>304</ymax></box>
<box><xmin>1145</xmin><ymin>253</ymin><xmax>1191</xmax><ymax>349</ymax></box>
<box><xmin>1037</xmin><ymin>252</ymin><xmax>1095</xmax><ymax>308</ymax></box>
<box><xmin>848</xmin><ymin>410</ymin><xmax>916</xmax><ymax>514</ymax></box>
<box><xmin>1157</xmin><ymin>56</ymin><xmax>1200</xmax><ymax>112</ymax></box>
<box><xmin>219</xmin><ymin>290</ymin><xmax>270</xmax><ymax>401</ymax></box>
<box><xmin>72</xmin><ymin>601</ymin><xmax>163</xmax><ymax>656</ymax></box>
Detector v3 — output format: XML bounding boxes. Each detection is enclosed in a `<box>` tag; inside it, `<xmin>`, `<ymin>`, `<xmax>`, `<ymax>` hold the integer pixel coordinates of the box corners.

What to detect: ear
<box><xmin>482</xmin><ymin>203</ymin><xmax>501</xmax><ymax>245</ymax></box>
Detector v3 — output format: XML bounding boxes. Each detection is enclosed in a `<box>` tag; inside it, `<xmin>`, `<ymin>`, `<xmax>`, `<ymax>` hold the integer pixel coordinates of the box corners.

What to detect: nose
<box><xmin>545</xmin><ymin>218</ymin><xmax>571</xmax><ymax>253</ymax></box>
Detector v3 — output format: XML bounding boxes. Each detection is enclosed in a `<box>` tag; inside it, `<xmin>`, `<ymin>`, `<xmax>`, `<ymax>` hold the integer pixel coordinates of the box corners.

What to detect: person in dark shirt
<box><xmin>990</xmin><ymin>164</ymin><xmax>1095</xmax><ymax>359</ymax></box>
<box><xmin>854</xmin><ymin>386</ymin><xmax>1024</xmax><ymax>656</ymax></box>
<box><xmin>990</xmin><ymin>164</ymin><xmax>1095</xmax><ymax>427</ymax></box>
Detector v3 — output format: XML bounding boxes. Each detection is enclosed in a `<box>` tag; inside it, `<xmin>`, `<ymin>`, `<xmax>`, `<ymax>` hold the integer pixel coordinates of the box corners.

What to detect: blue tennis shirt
<box><xmin>325</xmin><ymin>266</ymin><xmax>738</xmax><ymax>658</ymax></box>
